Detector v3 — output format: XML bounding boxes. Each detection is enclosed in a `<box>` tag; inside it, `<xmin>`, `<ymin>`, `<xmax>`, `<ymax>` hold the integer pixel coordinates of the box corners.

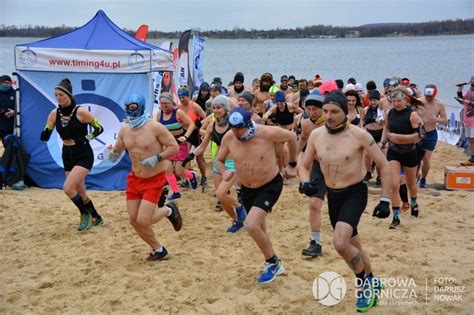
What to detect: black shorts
<box><xmin>240</xmin><ymin>173</ymin><xmax>283</xmax><ymax>213</ymax></box>
<box><xmin>327</xmin><ymin>181</ymin><xmax>368</xmax><ymax>237</ymax></box>
<box><xmin>310</xmin><ymin>160</ymin><xmax>326</xmax><ymax>200</ymax></box>
<box><xmin>367</xmin><ymin>129</ymin><xmax>383</xmax><ymax>143</ymax></box>
<box><xmin>187</xmin><ymin>129</ymin><xmax>201</xmax><ymax>147</ymax></box>
<box><xmin>62</xmin><ymin>142</ymin><xmax>94</xmax><ymax>172</ymax></box>
<box><xmin>387</xmin><ymin>147</ymin><xmax>418</xmax><ymax>168</ymax></box>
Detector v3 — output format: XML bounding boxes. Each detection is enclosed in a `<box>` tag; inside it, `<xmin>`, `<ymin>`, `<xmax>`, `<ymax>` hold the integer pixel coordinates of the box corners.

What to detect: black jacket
<box><xmin>0</xmin><ymin>134</ymin><xmax>30</xmax><ymax>186</ymax></box>
<box><xmin>0</xmin><ymin>87</ymin><xmax>15</xmax><ymax>133</ymax></box>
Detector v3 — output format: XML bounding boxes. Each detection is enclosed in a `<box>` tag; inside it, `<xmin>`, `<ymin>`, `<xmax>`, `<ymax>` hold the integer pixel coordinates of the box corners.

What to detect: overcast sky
<box><xmin>1</xmin><ymin>0</ymin><xmax>472</xmax><ymax>32</ymax></box>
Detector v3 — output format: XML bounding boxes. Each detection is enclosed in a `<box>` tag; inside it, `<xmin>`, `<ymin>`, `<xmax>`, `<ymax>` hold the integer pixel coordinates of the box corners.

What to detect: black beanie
<box><xmin>238</xmin><ymin>91</ymin><xmax>254</xmax><ymax>105</ymax></box>
<box><xmin>233</xmin><ymin>72</ymin><xmax>244</xmax><ymax>84</ymax></box>
<box><xmin>366</xmin><ymin>80</ymin><xmax>377</xmax><ymax>90</ymax></box>
<box><xmin>368</xmin><ymin>90</ymin><xmax>381</xmax><ymax>100</ymax></box>
<box><xmin>323</xmin><ymin>90</ymin><xmax>348</xmax><ymax>114</ymax></box>
<box><xmin>335</xmin><ymin>79</ymin><xmax>344</xmax><ymax>89</ymax></box>
<box><xmin>55</xmin><ymin>78</ymin><xmax>73</xmax><ymax>97</ymax></box>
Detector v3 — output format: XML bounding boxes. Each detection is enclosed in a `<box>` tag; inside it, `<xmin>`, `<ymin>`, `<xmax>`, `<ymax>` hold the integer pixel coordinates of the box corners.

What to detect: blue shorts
<box><xmin>418</xmin><ymin>129</ymin><xmax>438</xmax><ymax>151</ymax></box>
<box><xmin>212</xmin><ymin>159</ymin><xmax>236</xmax><ymax>174</ymax></box>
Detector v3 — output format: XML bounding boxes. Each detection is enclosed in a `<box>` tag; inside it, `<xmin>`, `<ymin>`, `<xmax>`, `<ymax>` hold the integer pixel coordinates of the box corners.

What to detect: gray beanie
<box><xmin>211</xmin><ymin>95</ymin><xmax>230</xmax><ymax>112</ymax></box>
<box><xmin>305</xmin><ymin>94</ymin><xmax>324</xmax><ymax>108</ymax></box>
<box><xmin>238</xmin><ymin>91</ymin><xmax>254</xmax><ymax>105</ymax></box>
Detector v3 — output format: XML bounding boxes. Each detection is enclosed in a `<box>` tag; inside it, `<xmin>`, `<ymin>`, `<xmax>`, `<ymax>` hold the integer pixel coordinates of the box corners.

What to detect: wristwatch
<box><xmin>289</xmin><ymin>161</ymin><xmax>297</xmax><ymax>167</ymax></box>
<box><xmin>156</xmin><ymin>154</ymin><xmax>163</xmax><ymax>162</ymax></box>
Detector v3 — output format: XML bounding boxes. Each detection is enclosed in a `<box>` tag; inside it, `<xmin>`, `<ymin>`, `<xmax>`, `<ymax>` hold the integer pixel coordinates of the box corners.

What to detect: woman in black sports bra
<box><xmin>40</xmin><ymin>78</ymin><xmax>104</xmax><ymax>231</ymax></box>
<box><xmin>345</xmin><ymin>90</ymin><xmax>362</xmax><ymax>127</ymax></box>
<box><xmin>262</xmin><ymin>91</ymin><xmax>303</xmax><ymax>130</ymax></box>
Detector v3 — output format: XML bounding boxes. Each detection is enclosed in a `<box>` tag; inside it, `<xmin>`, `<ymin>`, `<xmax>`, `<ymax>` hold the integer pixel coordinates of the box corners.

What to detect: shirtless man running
<box><xmin>109</xmin><ymin>93</ymin><xmax>182</xmax><ymax>261</ymax></box>
<box><xmin>415</xmin><ymin>84</ymin><xmax>447</xmax><ymax>188</ymax></box>
<box><xmin>299</xmin><ymin>90</ymin><xmax>391</xmax><ymax>312</ymax></box>
<box><xmin>217</xmin><ymin>107</ymin><xmax>298</xmax><ymax>284</ymax></box>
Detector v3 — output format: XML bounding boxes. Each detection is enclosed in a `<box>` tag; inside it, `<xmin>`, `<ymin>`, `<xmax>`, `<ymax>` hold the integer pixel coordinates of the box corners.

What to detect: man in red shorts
<box><xmin>109</xmin><ymin>93</ymin><xmax>182</xmax><ymax>261</ymax></box>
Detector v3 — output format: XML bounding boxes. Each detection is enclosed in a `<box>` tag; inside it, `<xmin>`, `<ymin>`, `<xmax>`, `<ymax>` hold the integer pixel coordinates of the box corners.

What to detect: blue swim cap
<box><xmin>228</xmin><ymin>107</ymin><xmax>253</xmax><ymax>128</ymax></box>
<box><xmin>125</xmin><ymin>93</ymin><xmax>146</xmax><ymax>118</ymax></box>
<box><xmin>275</xmin><ymin>91</ymin><xmax>286</xmax><ymax>103</ymax></box>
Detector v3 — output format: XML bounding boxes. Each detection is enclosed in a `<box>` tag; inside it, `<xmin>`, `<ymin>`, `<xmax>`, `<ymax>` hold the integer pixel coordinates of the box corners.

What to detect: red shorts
<box><xmin>126</xmin><ymin>172</ymin><xmax>167</xmax><ymax>203</ymax></box>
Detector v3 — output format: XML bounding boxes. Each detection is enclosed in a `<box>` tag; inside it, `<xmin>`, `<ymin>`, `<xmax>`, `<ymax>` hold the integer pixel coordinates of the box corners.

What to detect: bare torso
<box><xmin>416</xmin><ymin>97</ymin><xmax>446</xmax><ymax>132</ymax></box>
<box><xmin>310</xmin><ymin>126</ymin><xmax>366</xmax><ymax>188</ymax></box>
<box><xmin>120</xmin><ymin>120</ymin><xmax>169</xmax><ymax>177</ymax></box>
<box><xmin>223</xmin><ymin>126</ymin><xmax>280</xmax><ymax>188</ymax></box>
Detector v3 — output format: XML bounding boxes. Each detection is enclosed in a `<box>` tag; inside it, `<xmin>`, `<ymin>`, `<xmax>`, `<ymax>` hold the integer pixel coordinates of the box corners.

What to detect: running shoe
<box><xmin>389</xmin><ymin>216</ymin><xmax>400</xmax><ymax>229</ymax></box>
<box><xmin>227</xmin><ymin>220</ymin><xmax>244</xmax><ymax>233</ymax></box>
<box><xmin>419</xmin><ymin>178</ymin><xmax>427</xmax><ymax>188</ymax></box>
<box><xmin>147</xmin><ymin>247</ymin><xmax>168</xmax><ymax>261</ymax></box>
<box><xmin>375</xmin><ymin>177</ymin><xmax>382</xmax><ymax>186</ymax></box>
<box><xmin>410</xmin><ymin>203</ymin><xmax>419</xmax><ymax>217</ymax></box>
<box><xmin>158</xmin><ymin>187</ymin><xmax>169</xmax><ymax>208</ymax></box>
<box><xmin>92</xmin><ymin>216</ymin><xmax>104</xmax><ymax>227</ymax></box>
<box><xmin>167</xmin><ymin>192</ymin><xmax>181</xmax><ymax>202</ymax></box>
<box><xmin>235</xmin><ymin>204</ymin><xmax>247</xmax><ymax>222</ymax></box>
<box><xmin>460</xmin><ymin>160</ymin><xmax>474</xmax><ymax>166</ymax></box>
<box><xmin>166</xmin><ymin>202</ymin><xmax>182</xmax><ymax>231</ymax></box>
<box><xmin>78</xmin><ymin>213</ymin><xmax>92</xmax><ymax>231</ymax></box>
<box><xmin>363</xmin><ymin>172</ymin><xmax>372</xmax><ymax>183</ymax></box>
<box><xmin>368</xmin><ymin>276</ymin><xmax>384</xmax><ymax>307</ymax></box>
<box><xmin>302</xmin><ymin>240</ymin><xmax>322</xmax><ymax>257</ymax></box>
<box><xmin>200</xmin><ymin>176</ymin><xmax>208</xmax><ymax>187</ymax></box>
<box><xmin>355</xmin><ymin>278</ymin><xmax>376</xmax><ymax>312</ymax></box>
<box><xmin>180</xmin><ymin>179</ymin><xmax>190</xmax><ymax>188</ymax></box>
<box><xmin>257</xmin><ymin>259</ymin><xmax>285</xmax><ymax>284</ymax></box>
<box><xmin>190</xmin><ymin>172</ymin><xmax>198</xmax><ymax>190</ymax></box>
<box><xmin>215</xmin><ymin>201</ymin><xmax>223</xmax><ymax>212</ymax></box>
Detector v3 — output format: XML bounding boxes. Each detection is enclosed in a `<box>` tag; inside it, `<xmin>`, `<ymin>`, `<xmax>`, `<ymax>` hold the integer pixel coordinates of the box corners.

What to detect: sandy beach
<box><xmin>1</xmin><ymin>141</ymin><xmax>473</xmax><ymax>314</ymax></box>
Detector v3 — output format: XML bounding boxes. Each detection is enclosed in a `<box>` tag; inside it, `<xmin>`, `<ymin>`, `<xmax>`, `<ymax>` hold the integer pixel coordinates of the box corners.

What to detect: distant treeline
<box><xmin>1</xmin><ymin>19</ymin><xmax>473</xmax><ymax>39</ymax></box>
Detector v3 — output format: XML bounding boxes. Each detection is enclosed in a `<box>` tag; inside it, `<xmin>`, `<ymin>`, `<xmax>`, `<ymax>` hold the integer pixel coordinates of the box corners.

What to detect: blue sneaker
<box><xmin>419</xmin><ymin>178</ymin><xmax>427</xmax><ymax>188</ymax></box>
<box><xmin>235</xmin><ymin>204</ymin><xmax>247</xmax><ymax>222</ymax></box>
<box><xmin>227</xmin><ymin>220</ymin><xmax>244</xmax><ymax>233</ymax></box>
<box><xmin>189</xmin><ymin>172</ymin><xmax>198</xmax><ymax>190</ymax></box>
<box><xmin>257</xmin><ymin>259</ymin><xmax>285</xmax><ymax>284</ymax></box>
<box><xmin>167</xmin><ymin>192</ymin><xmax>181</xmax><ymax>201</ymax></box>
<box><xmin>355</xmin><ymin>278</ymin><xmax>376</xmax><ymax>312</ymax></box>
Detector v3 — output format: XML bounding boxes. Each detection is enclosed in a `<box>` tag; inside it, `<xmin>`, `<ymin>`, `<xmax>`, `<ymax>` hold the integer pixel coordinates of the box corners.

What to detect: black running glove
<box><xmin>372</xmin><ymin>199</ymin><xmax>390</xmax><ymax>218</ymax></box>
<box><xmin>299</xmin><ymin>181</ymin><xmax>318</xmax><ymax>197</ymax></box>
<box><xmin>181</xmin><ymin>153</ymin><xmax>195</xmax><ymax>167</ymax></box>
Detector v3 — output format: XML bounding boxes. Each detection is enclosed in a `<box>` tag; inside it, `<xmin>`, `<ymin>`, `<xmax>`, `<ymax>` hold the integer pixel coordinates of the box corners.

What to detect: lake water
<box><xmin>1</xmin><ymin>35</ymin><xmax>472</xmax><ymax>106</ymax></box>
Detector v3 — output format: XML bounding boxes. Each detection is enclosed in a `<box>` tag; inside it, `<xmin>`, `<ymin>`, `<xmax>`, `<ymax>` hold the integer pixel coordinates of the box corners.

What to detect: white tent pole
<box><xmin>148</xmin><ymin>71</ymin><xmax>153</xmax><ymax>119</ymax></box>
<box><xmin>12</xmin><ymin>72</ymin><xmax>21</xmax><ymax>139</ymax></box>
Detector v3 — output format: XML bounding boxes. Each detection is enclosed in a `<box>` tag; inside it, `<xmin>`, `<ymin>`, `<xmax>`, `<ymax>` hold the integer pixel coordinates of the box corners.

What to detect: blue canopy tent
<box><xmin>14</xmin><ymin>10</ymin><xmax>173</xmax><ymax>190</ymax></box>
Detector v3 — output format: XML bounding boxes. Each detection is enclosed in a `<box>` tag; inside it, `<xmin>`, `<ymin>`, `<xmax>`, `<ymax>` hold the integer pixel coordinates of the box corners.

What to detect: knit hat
<box><xmin>368</xmin><ymin>90</ymin><xmax>381</xmax><ymax>100</ymax></box>
<box><xmin>323</xmin><ymin>90</ymin><xmax>348</xmax><ymax>115</ymax></box>
<box><xmin>238</xmin><ymin>91</ymin><xmax>254</xmax><ymax>105</ymax></box>
<box><xmin>55</xmin><ymin>78</ymin><xmax>73</xmax><ymax>97</ymax></box>
<box><xmin>229</xmin><ymin>107</ymin><xmax>253</xmax><ymax>128</ymax></box>
<box><xmin>211</xmin><ymin>95</ymin><xmax>230</xmax><ymax>112</ymax></box>
<box><xmin>305</xmin><ymin>94</ymin><xmax>324</xmax><ymax>108</ymax></box>
<box><xmin>366</xmin><ymin>80</ymin><xmax>377</xmax><ymax>90</ymax></box>
<box><xmin>260</xmin><ymin>72</ymin><xmax>273</xmax><ymax>83</ymax></box>
<box><xmin>319</xmin><ymin>80</ymin><xmax>338</xmax><ymax>95</ymax></box>
<box><xmin>233</xmin><ymin>72</ymin><xmax>244</xmax><ymax>84</ymax></box>
<box><xmin>0</xmin><ymin>75</ymin><xmax>12</xmax><ymax>82</ymax></box>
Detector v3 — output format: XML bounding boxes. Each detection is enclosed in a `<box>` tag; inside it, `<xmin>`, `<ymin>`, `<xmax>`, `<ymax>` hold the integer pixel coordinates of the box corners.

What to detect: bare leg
<box><xmin>332</xmin><ymin>222</ymin><xmax>364</xmax><ymax>274</ymax></box>
<box><xmin>127</xmin><ymin>199</ymin><xmax>168</xmax><ymax>249</ymax></box>
<box><xmin>244</xmin><ymin>207</ymin><xmax>274</xmax><ymax>260</ymax></box>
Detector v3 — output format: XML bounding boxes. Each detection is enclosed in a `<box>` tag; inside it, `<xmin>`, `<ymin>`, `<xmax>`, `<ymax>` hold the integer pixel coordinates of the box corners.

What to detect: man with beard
<box><xmin>279</xmin><ymin>75</ymin><xmax>292</xmax><ymax>97</ymax></box>
<box><xmin>253</xmin><ymin>73</ymin><xmax>274</xmax><ymax>116</ymax></box>
<box><xmin>415</xmin><ymin>84</ymin><xmax>447</xmax><ymax>188</ymax></box>
<box><xmin>228</xmin><ymin>72</ymin><xmax>250</xmax><ymax>100</ymax></box>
